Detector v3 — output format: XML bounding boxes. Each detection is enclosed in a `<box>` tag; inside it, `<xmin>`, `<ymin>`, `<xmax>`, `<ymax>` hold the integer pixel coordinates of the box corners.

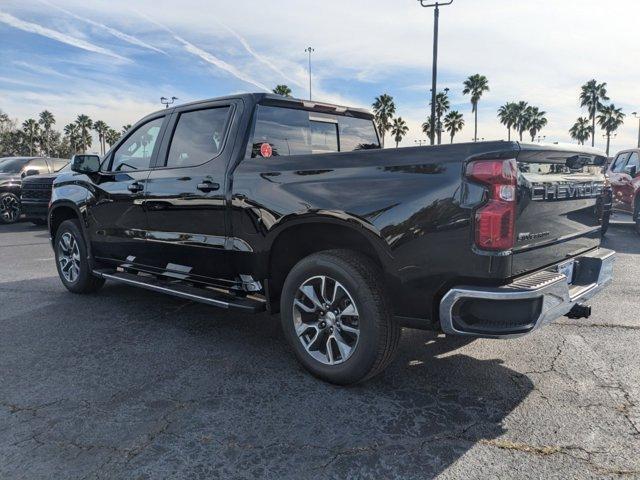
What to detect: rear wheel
<box><xmin>54</xmin><ymin>219</ymin><xmax>105</xmax><ymax>293</ymax></box>
<box><xmin>0</xmin><ymin>193</ymin><xmax>21</xmax><ymax>224</ymax></box>
<box><xmin>280</xmin><ymin>250</ymin><xmax>400</xmax><ymax>385</ymax></box>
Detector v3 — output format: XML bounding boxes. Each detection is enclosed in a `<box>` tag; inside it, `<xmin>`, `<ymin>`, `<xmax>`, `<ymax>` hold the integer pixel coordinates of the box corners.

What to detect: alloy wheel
<box><xmin>58</xmin><ymin>232</ymin><xmax>81</xmax><ymax>283</ymax></box>
<box><xmin>292</xmin><ymin>275</ymin><xmax>360</xmax><ymax>365</ymax></box>
<box><xmin>0</xmin><ymin>195</ymin><xmax>20</xmax><ymax>223</ymax></box>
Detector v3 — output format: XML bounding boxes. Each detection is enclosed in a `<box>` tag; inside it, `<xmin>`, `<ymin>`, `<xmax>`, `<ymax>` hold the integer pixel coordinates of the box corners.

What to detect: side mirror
<box><xmin>623</xmin><ymin>165</ymin><xmax>637</xmax><ymax>177</ymax></box>
<box><xmin>71</xmin><ymin>154</ymin><xmax>101</xmax><ymax>174</ymax></box>
<box><xmin>22</xmin><ymin>169</ymin><xmax>39</xmax><ymax>178</ymax></box>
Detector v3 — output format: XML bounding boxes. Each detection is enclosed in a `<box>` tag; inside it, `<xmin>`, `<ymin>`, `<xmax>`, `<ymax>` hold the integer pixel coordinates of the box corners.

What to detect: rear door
<box><xmin>512</xmin><ymin>146</ymin><xmax>607</xmax><ymax>276</ymax></box>
<box><xmin>143</xmin><ymin>100</ymin><xmax>239</xmax><ymax>282</ymax></box>
<box><xmin>619</xmin><ymin>151</ymin><xmax>639</xmax><ymax>211</ymax></box>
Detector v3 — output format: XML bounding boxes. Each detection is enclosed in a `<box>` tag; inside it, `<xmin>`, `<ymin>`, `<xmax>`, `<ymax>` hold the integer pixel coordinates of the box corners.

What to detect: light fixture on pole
<box><xmin>161</xmin><ymin>96</ymin><xmax>178</xmax><ymax>109</ymax></box>
<box><xmin>418</xmin><ymin>0</ymin><xmax>453</xmax><ymax>146</ymax></box>
<box><xmin>305</xmin><ymin>47</ymin><xmax>314</xmax><ymax>101</ymax></box>
<box><xmin>633</xmin><ymin>112</ymin><xmax>640</xmax><ymax>148</ymax></box>
<box><xmin>415</xmin><ymin>139</ymin><xmax>425</xmax><ymax>146</ymax></box>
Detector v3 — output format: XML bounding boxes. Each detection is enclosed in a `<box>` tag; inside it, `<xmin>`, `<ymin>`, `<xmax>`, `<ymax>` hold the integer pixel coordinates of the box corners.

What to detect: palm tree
<box><xmin>105</xmin><ymin>128</ymin><xmax>121</xmax><ymax>148</ymax></box>
<box><xmin>38</xmin><ymin>110</ymin><xmax>55</xmax><ymax>156</ymax></box>
<box><xmin>433</xmin><ymin>91</ymin><xmax>450</xmax><ymax>144</ymax></box>
<box><xmin>273</xmin><ymin>85</ymin><xmax>292</xmax><ymax>97</ymax></box>
<box><xmin>421</xmin><ymin>117</ymin><xmax>432</xmax><ymax>138</ymax></box>
<box><xmin>569</xmin><ymin>117</ymin><xmax>592</xmax><ymax>145</ymax></box>
<box><xmin>597</xmin><ymin>104</ymin><xmax>625</xmax><ymax>156</ymax></box>
<box><xmin>64</xmin><ymin>123</ymin><xmax>80</xmax><ymax>154</ymax></box>
<box><xmin>462</xmin><ymin>74</ymin><xmax>489</xmax><ymax>142</ymax></box>
<box><xmin>513</xmin><ymin>101</ymin><xmax>530</xmax><ymax>141</ymax></box>
<box><xmin>372</xmin><ymin>94</ymin><xmax>396</xmax><ymax>147</ymax></box>
<box><xmin>390</xmin><ymin>117</ymin><xmax>409</xmax><ymax>147</ymax></box>
<box><xmin>497</xmin><ymin>102</ymin><xmax>519</xmax><ymax>141</ymax></box>
<box><xmin>526</xmin><ymin>107</ymin><xmax>548</xmax><ymax>142</ymax></box>
<box><xmin>444</xmin><ymin>111</ymin><xmax>464</xmax><ymax>144</ymax></box>
<box><xmin>22</xmin><ymin>119</ymin><xmax>40</xmax><ymax>155</ymax></box>
<box><xmin>75</xmin><ymin>114</ymin><xmax>93</xmax><ymax>153</ymax></box>
<box><xmin>122</xmin><ymin>124</ymin><xmax>132</xmax><ymax>134</ymax></box>
<box><xmin>93</xmin><ymin>120</ymin><xmax>109</xmax><ymax>155</ymax></box>
<box><xmin>580</xmin><ymin>80</ymin><xmax>609</xmax><ymax>147</ymax></box>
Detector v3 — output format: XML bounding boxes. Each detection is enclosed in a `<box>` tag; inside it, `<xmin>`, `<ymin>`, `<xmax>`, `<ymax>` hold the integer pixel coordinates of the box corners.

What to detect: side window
<box><xmin>26</xmin><ymin>159</ymin><xmax>49</xmax><ymax>174</ymax></box>
<box><xmin>310</xmin><ymin>120</ymin><xmax>338</xmax><ymax>153</ymax></box>
<box><xmin>165</xmin><ymin>107</ymin><xmax>231</xmax><ymax>168</ymax></box>
<box><xmin>610</xmin><ymin>153</ymin><xmax>629</xmax><ymax>173</ymax></box>
<box><xmin>111</xmin><ymin>117</ymin><xmax>164</xmax><ymax>172</ymax></box>
<box><xmin>251</xmin><ymin>106</ymin><xmax>310</xmax><ymax>157</ymax></box>
<box><xmin>626</xmin><ymin>152</ymin><xmax>640</xmax><ymax>172</ymax></box>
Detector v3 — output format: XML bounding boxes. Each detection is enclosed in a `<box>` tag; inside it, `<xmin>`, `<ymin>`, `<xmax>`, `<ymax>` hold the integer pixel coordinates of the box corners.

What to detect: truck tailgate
<box><xmin>512</xmin><ymin>145</ymin><xmax>607</xmax><ymax>277</ymax></box>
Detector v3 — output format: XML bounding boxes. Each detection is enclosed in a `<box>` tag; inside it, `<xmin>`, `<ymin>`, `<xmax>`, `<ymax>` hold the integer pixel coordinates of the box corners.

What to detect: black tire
<box><xmin>280</xmin><ymin>249</ymin><xmax>401</xmax><ymax>385</ymax></box>
<box><xmin>0</xmin><ymin>192</ymin><xmax>21</xmax><ymax>224</ymax></box>
<box><xmin>635</xmin><ymin>202</ymin><xmax>640</xmax><ymax>236</ymax></box>
<box><xmin>601</xmin><ymin>212</ymin><xmax>610</xmax><ymax>237</ymax></box>
<box><xmin>54</xmin><ymin>219</ymin><xmax>105</xmax><ymax>294</ymax></box>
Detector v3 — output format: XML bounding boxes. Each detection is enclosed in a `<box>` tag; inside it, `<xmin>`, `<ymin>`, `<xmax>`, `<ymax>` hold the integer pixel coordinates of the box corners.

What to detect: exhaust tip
<box><xmin>565</xmin><ymin>303</ymin><xmax>592</xmax><ymax>320</ymax></box>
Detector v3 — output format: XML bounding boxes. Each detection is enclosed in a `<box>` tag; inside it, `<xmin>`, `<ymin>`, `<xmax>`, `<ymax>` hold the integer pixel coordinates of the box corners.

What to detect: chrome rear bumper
<box><xmin>439</xmin><ymin>248</ymin><xmax>615</xmax><ymax>338</ymax></box>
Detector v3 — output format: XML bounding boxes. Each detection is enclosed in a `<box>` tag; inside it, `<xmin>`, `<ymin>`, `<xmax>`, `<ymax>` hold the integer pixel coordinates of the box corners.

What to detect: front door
<box><xmin>608</xmin><ymin>152</ymin><xmax>630</xmax><ymax>212</ymax></box>
<box><xmin>620</xmin><ymin>152</ymin><xmax>640</xmax><ymax>212</ymax></box>
<box><xmin>88</xmin><ymin>115</ymin><xmax>167</xmax><ymax>264</ymax></box>
<box><xmin>143</xmin><ymin>101</ymin><xmax>239</xmax><ymax>283</ymax></box>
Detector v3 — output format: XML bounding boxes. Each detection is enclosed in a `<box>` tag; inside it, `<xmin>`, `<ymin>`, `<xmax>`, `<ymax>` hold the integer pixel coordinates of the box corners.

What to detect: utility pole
<box><xmin>418</xmin><ymin>0</ymin><xmax>453</xmax><ymax>146</ymax></box>
<box><xmin>305</xmin><ymin>47</ymin><xmax>314</xmax><ymax>101</ymax></box>
<box><xmin>160</xmin><ymin>96</ymin><xmax>178</xmax><ymax>109</ymax></box>
<box><xmin>633</xmin><ymin>112</ymin><xmax>640</xmax><ymax>148</ymax></box>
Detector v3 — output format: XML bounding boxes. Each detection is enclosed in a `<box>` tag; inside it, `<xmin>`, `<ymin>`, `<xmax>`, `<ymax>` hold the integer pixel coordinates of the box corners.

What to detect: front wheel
<box><xmin>280</xmin><ymin>250</ymin><xmax>401</xmax><ymax>385</ymax></box>
<box><xmin>0</xmin><ymin>193</ymin><xmax>21</xmax><ymax>224</ymax></box>
<box><xmin>54</xmin><ymin>219</ymin><xmax>105</xmax><ymax>294</ymax></box>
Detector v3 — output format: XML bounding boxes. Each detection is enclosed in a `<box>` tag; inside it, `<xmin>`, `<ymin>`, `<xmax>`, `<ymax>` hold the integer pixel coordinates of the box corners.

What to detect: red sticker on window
<box><xmin>260</xmin><ymin>143</ymin><xmax>273</xmax><ymax>158</ymax></box>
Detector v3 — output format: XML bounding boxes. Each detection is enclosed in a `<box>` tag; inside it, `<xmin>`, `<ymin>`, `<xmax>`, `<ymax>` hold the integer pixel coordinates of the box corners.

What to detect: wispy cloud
<box><xmin>39</xmin><ymin>0</ymin><xmax>166</xmax><ymax>55</ymax></box>
<box><xmin>136</xmin><ymin>12</ymin><xmax>270</xmax><ymax>92</ymax></box>
<box><xmin>215</xmin><ymin>20</ymin><xmax>302</xmax><ymax>88</ymax></box>
<box><xmin>0</xmin><ymin>11</ymin><xmax>127</xmax><ymax>62</ymax></box>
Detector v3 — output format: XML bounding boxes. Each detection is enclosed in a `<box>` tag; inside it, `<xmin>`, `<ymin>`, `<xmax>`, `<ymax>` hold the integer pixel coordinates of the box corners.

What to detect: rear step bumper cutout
<box><xmin>439</xmin><ymin>248</ymin><xmax>615</xmax><ymax>338</ymax></box>
<box><xmin>93</xmin><ymin>270</ymin><xmax>266</xmax><ymax>313</ymax></box>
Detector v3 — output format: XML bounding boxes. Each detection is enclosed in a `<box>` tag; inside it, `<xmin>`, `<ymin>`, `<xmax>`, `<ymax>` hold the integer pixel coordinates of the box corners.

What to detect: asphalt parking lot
<box><xmin>0</xmin><ymin>222</ymin><xmax>638</xmax><ymax>479</ymax></box>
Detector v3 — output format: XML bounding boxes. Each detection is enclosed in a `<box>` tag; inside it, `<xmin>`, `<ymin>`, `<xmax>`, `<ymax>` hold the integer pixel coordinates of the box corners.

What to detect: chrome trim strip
<box><xmin>439</xmin><ymin>248</ymin><xmax>615</xmax><ymax>338</ymax></box>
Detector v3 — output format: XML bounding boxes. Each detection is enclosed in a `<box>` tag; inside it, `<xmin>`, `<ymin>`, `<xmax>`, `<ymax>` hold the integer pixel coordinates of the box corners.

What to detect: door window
<box><xmin>610</xmin><ymin>153</ymin><xmax>630</xmax><ymax>173</ymax></box>
<box><xmin>165</xmin><ymin>107</ymin><xmax>231</xmax><ymax>168</ymax></box>
<box><xmin>111</xmin><ymin>117</ymin><xmax>164</xmax><ymax>172</ymax></box>
<box><xmin>25</xmin><ymin>159</ymin><xmax>49</xmax><ymax>174</ymax></box>
<box><xmin>625</xmin><ymin>152</ymin><xmax>640</xmax><ymax>173</ymax></box>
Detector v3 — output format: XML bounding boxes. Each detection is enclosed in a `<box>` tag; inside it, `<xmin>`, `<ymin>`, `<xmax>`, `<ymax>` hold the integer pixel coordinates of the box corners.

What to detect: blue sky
<box><xmin>1</xmin><ymin>0</ymin><xmax>639</xmax><ymax>153</ymax></box>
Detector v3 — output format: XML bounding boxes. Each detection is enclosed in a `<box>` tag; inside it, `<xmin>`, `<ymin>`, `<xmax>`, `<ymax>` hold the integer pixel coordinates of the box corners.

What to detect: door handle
<box><xmin>197</xmin><ymin>180</ymin><xmax>220</xmax><ymax>193</ymax></box>
<box><xmin>128</xmin><ymin>182</ymin><xmax>144</xmax><ymax>193</ymax></box>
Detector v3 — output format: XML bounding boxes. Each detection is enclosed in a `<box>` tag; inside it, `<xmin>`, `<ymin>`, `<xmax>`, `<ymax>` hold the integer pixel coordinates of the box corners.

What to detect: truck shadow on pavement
<box><xmin>0</xmin><ymin>277</ymin><xmax>534</xmax><ymax>479</ymax></box>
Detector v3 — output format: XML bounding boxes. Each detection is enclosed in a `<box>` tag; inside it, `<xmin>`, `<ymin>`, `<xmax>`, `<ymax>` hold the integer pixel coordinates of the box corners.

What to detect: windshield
<box><xmin>0</xmin><ymin>158</ymin><xmax>30</xmax><ymax>174</ymax></box>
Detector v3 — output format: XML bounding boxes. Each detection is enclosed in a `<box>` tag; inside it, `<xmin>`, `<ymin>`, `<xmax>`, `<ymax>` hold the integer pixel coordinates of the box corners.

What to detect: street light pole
<box><xmin>633</xmin><ymin>112</ymin><xmax>640</xmax><ymax>148</ymax></box>
<box><xmin>418</xmin><ymin>0</ymin><xmax>453</xmax><ymax>146</ymax></box>
<box><xmin>305</xmin><ymin>47</ymin><xmax>314</xmax><ymax>101</ymax></box>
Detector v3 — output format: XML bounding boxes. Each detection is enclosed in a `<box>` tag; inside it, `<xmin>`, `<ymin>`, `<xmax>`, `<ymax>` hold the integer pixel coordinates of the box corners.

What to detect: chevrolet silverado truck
<box><xmin>49</xmin><ymin>93</ymin><xmax>615</xmax><ymax>384</ymax></box>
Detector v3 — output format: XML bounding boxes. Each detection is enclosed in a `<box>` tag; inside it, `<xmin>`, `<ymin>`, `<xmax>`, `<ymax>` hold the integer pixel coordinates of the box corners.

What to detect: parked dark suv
<box><xmin>21</xmin><ymin>162</ymin><xmax>70</xmax><ymax>225</ymax></box>
<box><xmin>0</xmin><ymin>157</ymin><xmax>68</xmax><ymax>224</ymax></box>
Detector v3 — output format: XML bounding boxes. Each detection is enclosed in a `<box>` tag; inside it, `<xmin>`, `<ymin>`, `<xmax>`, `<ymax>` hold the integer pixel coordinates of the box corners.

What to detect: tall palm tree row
<box><xmin>579</xmin><ymin>80</ymin><xmax>609</xmax><ymax>147</ymax></box>
<box><xmin>462</xmin><ymin>74</ymin><xmax>489</xmax><ymax>142</ymax></box>
<box><xmin>390</xmin><ymin>117</ymin><xmax>409</xmax><ymax>147</ymax></box>
<box><xmin>372</xmin><ymin>94</ymin><xmax>396</xmax><ymax>148</ymax></box>
<box><xmin>569</xmin><ymin>117</ymin><xmax>592</xmax><ymax>145</ymax></box>
<box><xmin>597</xmin><ymin>104</ymin><xmax>625</xmax><ymax>155</ymax></box>
<box><xmin>443</xmin><ymin>111</ymin><xmax>464</xmax><ymax>144</ymax></box>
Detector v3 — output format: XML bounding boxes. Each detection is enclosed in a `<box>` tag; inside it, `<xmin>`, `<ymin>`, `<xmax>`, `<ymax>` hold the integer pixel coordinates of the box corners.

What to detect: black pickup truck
<box><xmin>49</xmin><ymin>93</ymin><xmax>615</xmax><ymax>384</ymax></box>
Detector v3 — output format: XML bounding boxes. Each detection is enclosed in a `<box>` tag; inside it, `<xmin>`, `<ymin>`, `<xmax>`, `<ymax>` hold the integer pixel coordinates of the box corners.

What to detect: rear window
<box><xmin>250</xmin><ymin>105</ymin><xmax>379</xmax><ymax>158</ymax></box>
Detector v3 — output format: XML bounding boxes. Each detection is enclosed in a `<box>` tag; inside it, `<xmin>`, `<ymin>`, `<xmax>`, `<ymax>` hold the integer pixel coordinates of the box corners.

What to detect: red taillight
<box><xmin>466</xmin><ymin>159</ymin><xmax>517</xmax><ymax>251</ymax></box>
